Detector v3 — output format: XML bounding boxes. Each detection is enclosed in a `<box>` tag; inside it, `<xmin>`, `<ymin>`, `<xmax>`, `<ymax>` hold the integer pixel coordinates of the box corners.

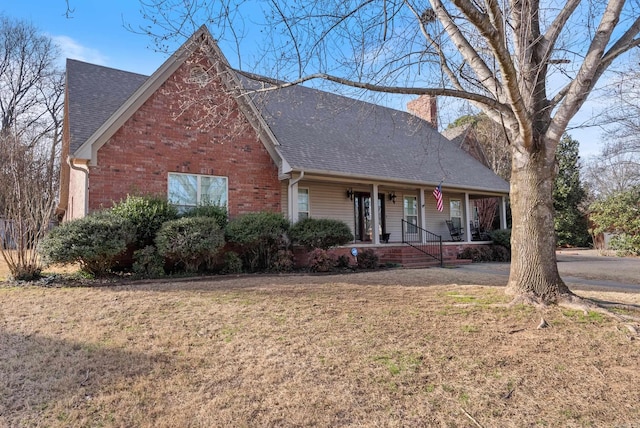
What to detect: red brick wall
<box><xmin>88</xmin><ymin>53</ymin><xmax>281</xmax><ymax>218</ymax></box>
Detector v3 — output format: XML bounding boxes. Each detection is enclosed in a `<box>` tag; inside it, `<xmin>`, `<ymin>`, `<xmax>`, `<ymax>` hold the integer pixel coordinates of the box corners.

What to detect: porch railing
<box><xmin>401</xmin><ymin>219</ymin><xmax>443</xmax><ymax>267</ymax></box>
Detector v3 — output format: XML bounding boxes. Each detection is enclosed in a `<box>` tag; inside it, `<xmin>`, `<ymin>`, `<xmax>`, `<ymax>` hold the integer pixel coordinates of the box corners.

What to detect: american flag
<box><xmin>433</xmin><ymin>184</ymin><xmax>443</xmax><ymax>212</ymax></box>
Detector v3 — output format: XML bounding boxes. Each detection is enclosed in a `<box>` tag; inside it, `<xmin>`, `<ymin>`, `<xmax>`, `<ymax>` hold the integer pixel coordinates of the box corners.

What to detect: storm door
<box><xmin>354</xmin><ymin>192</ymin><xmax>386</xmax><ymax>241</ymax></box>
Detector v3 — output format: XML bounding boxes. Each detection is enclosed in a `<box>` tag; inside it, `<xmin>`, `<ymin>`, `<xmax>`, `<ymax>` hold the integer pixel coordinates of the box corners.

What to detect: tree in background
<box><xmin>0</xmin><ymin>16</ymin><xmax>63</xmax><ymax>280</ymax></box>
<box><xmin>583</xmin><ymin>59</ymin><xmax>640</xmax><ymax>199</ymax></box>
<box><xmin>553</xmin><ymin>134</ymin><xmax>591</xmax><ymax>247</ymax></box>
<box><xmin>447</xmin><ymin>113</ymin><xmax>511</xmax><ymax>181</ymax></box>
<box><xmin>136</xmin><ymin>1</ymin><xmax>640</xmax><ymax>305</ymax></box>
<box><xmin>590</xmin><ymin>187</ymin><xmax>640</xmax><ymax>256</ymax></box>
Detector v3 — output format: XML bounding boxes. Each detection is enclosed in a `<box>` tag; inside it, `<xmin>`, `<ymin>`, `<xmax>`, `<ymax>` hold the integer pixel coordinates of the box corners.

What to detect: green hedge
<box><xmin>181</xmin><ymin>204</ymin><xmax>228</xmax><ymax>230</ymax></box>
<box><xmin>289</xmin><ymin>218</ymin><xmax>353</xmax><ymax>250</ymax></box>
<box><xmin>155</xmin><ymin>216</ymin><xmax>225</xmax><ymax>273</ymax></box>
<box><xmin>39</xmin><ymin>211</ymin><xmax>135</xmax><ymax>275</ymax></box>
<box><xmin>225</xmin><ymin>212</ymin><xmax>290</xmax><ymax>272</ymax></box>
<box><xmin>110</xmin><ymin>195</ymin><xmax>178</xmax><ymax>248</ymax></box>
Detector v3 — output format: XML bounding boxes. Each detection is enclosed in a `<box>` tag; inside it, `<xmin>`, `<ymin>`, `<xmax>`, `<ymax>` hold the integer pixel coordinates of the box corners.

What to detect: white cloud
<box><xmin>52</xmin><ymin>35</ymin><xmax>108</xmax><ymax>65</ymax></box>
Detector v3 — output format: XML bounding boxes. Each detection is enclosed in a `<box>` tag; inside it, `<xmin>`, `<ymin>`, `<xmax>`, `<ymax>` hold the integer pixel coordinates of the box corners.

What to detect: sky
<box><xmin>2</xmin><ymin>1</ymin><xmax>609</xmax><ymax>159</ymax></box>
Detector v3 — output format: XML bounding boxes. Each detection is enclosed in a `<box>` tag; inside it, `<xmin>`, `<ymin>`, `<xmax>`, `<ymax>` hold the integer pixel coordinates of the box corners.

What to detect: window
<box><xmin>168</xmin><ymin>172</ymin><xmax>227</xmax><ymax>212</ymax></box>
<box><xmin>298</xmin><ymin>188</ymin><xmax>309</xmax><ymax>220</ymax></box>
<box><xmin>404</xmin><ymin>196</ymin><xmax>418</xmax><ymax>233</ymax></box>
<box><xmin>450</xmin><ymin>199</ymin><xmax>462</xmax><ymax>230</ymax></box>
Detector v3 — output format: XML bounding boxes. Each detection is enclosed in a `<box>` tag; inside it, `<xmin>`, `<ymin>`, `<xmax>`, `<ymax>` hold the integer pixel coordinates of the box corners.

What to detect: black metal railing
<box><xmin>401</xmin><ymin>219</ymin><xmax>443</xmax><ymax>267</ymax></box>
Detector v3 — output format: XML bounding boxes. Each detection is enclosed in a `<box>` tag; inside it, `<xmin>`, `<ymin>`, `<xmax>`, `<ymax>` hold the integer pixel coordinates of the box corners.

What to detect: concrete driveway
<box><xmin>457</xmin><ymin>249</ymin><xmax>640</xmax><ymax>293</ymax></box>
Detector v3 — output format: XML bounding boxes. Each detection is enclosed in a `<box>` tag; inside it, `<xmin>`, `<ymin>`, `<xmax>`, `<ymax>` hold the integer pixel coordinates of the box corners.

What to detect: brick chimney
<box><xmin>407</xmin><ymin>95</ymin><xmax>438</xmax><ymax>129</ymax></box>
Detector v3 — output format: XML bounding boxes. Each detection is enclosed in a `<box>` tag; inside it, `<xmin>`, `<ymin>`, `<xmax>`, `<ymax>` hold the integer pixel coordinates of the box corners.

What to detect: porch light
<box><xmin>346</xmin><ymin>188</ymin><xmax>354</xmax><ymax>200</ymax></box>
<box><xmin>388</xmin><ymin>191</ymin><xmax>397</xmax><ymax>204</ymax></box>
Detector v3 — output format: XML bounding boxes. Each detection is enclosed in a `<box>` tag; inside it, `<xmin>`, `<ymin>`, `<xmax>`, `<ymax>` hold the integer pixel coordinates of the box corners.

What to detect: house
<box><xmin>57</xmin><ymin>26</ymin><xmax>509</xmax><ymax>264</ymax></box>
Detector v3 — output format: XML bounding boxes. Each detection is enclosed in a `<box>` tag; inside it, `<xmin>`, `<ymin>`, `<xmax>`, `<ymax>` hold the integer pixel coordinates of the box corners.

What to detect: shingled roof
<box><xmin>248</xmin><ymin>83</ymin><xmax>508</xmax><ymax>192</ymax></box>
<box><xmin>66</xmin><ymin>57</ymin><xmax>509</xmax><ymax>193</ymax></box>
<box><xmin>66</xmin><ymin>59</ymin><xmax>148</xmax><ymax>153</ymax></box>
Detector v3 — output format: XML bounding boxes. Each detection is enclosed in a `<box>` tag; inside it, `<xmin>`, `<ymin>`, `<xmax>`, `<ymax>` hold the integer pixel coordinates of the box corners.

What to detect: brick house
<box><xmin>58</xmin><ymin>26</ymin><xmax>509</xmax><ymax>262</ymax></box>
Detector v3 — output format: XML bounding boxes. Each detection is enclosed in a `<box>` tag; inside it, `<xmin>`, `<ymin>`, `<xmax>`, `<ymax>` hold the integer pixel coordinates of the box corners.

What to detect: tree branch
<box><xmin>429</xmin><ymin>0</ymin><xmax>504</xmax><ymax>101</ymax></box>
<box><xmin>549</xmin><ymin>0</ymin><xmax>636</xmax><ymax>144</ymax></box>
<box><xmin>451</xmin><ymin>0</ymin><xmax>530</xmax><ymax>146</ymax></box>
<box><xmin>232</xmin><ymin>67</ymin><xmax>513</xmax><ymax>116</ymax></box>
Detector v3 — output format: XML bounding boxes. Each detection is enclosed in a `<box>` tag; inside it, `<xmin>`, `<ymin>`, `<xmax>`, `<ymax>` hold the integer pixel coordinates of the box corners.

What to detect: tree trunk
<box><xmin>506</xmin><ymin>146</ymin><xmax>572</xmax><ymax>303</ymax></box>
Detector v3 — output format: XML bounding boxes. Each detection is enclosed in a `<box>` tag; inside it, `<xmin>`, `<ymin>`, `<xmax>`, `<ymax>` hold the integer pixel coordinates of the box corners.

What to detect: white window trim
<box><xmin>450</xmin><ymin>198</ymin><xmax>463</xmax><ymax>229</ymax></box>
<box><xmin>403</xmin><ymin>195</ymin><xmax>418</xmax><ymax>233</ymax></box>
<box><xmin>167</xmin><ymin>172</ymin><xmax>229</xmax><ymax>210</ymax></box>
<box><xmin>298</xmin><ymin>187</ymin><xmax>310</xmax><ymax>219</ymax></box>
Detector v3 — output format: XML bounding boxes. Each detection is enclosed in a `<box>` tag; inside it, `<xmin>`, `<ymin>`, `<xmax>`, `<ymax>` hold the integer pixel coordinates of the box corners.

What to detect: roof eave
<box><xmin>287</xmin><ymin>167</ymin><xmax>509</xmax><ymax>195</ymax></box>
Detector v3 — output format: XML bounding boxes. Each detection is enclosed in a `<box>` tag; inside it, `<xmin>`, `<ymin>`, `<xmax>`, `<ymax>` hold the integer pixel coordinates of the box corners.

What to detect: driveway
<box><xmin>457</xmin><ymin>249</ymin><xmax>640</xmax><ymax>293</ymax></box>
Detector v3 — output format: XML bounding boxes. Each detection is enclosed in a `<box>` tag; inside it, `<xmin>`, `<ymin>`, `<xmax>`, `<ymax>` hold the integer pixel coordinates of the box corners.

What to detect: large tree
<box><xmin>136</xmin><ymin>0</ymin><xmax>640</xmax><ymax>304</ymax></box>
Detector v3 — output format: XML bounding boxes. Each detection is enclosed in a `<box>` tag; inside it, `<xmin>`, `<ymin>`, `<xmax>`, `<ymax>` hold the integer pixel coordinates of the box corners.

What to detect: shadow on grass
<box><xmin>0</xmin><ymin>330</ymin><xmax>171</xmax><ymax>425</ymax></box>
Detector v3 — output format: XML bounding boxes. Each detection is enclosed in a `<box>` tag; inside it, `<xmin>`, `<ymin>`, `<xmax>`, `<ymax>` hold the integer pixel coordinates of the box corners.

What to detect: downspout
<box><xmin>67</xmin><ymin>156</ymin><xmax>90</xmax><ymax>217</ymax></box>
<box><xmin>288</xmin><ymin>171</ymin><xmax>305</xmax><ymax>221</ymax></box>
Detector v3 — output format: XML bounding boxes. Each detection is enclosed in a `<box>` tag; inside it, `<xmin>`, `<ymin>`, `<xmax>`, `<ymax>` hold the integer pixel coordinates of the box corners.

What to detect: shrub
<box><xmin>132</xmin><ymin>245</ymin><xmax>165</xmax><ymax>278</ymax></box>
<box><xmin>182</xmin><ymin>204</ymin><xmax>228</xmax><ymax>230</ymax></box>
<box><xmin>272</xmin><ymin>249</ymin><xmax>295</xmax><ymax>272</ymax></box>
<box><xmin>220</xmin><ymin>251</ymin><xmax>243</xmax><ymax>274</ymax></box>
<box><xmin>458</xmin><ymin>245</ymin><xmax>511</xmax><ymax>262</ymax></box>
<box><xmin>491</xmin><ymin>245</ymin><xmax>511</xmax><ymax>262</ymax></box>
<box><xmin>155</xmin><ymin>217</ymin><xmax>225</xmax><ymax>273</ymax></box>
<box><xmin>225</xmin><ymin>212</ymin><xmax>290</xmax><ymax>272</ymax></box>
<box><xmin>357</xmin><ymin>248</ymin><xmax>379</xmax><ymax>269</ymax></box>
<box><xmin>110</xmin><ymin>195</ymin><xmax>178</xmax><ymax>248</ymax></box>
<box><xmin>336</xmin><ymin>254</ymin><xmax>352</xmax><ymax>269</ymax></box>
<box><xmin>39</xmin><ymin>211</ymin><xmax>135</xmax><ymax>275</ymax></box>
<box><xmin>458</xmin><ymin>246</ymin><xmax>493</xmax><ymax>262</ymax></box>
<box><xmin>307</xmin><ymin>248</ymin><xmax>337</xmax><ymax>272</ymax></box>
<box><xmin>289</xmin><ymin>218</ymin><xmax>353</xmax><ymax>250</ymax></box>
<box><xmin>489</xmin><ymin>228</ymin><xmax>511</xmax><ymax>250</ymax></box>
<box><xmin>609</xmin><ymin>234</ymin><xmax>640</xmax><ymax>256</ymax></box>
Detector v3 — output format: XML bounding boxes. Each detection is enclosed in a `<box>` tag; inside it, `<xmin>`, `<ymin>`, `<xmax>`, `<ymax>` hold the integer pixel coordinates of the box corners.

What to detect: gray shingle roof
<box><xmin>66</xmin><ymin>58</ymin><xmax>509</xmax><ymax>193</ymax></box>
<box><xmin>66</xmin><ymin>59</ymin><xmax>148</xmax><ymax>153</ymax></box>
<box><xmin>249</xmin><ymin>83</ymin><xmax>509</xmax><ymax>191</ymax></box>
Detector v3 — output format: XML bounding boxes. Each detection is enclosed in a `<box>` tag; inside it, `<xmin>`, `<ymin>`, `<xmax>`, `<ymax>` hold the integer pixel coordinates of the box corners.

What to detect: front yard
<box><xmin>1</xmin><ymin>270</ymin><xmax>639</xmax><ymax>426</ymax></box>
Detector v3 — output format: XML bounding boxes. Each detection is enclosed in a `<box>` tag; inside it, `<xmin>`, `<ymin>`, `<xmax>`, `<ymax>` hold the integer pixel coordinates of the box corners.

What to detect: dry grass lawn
<box><xmin>1</xmin><ymin>269</ymin><xmax>639</xmax><ymax>427</ymax></box>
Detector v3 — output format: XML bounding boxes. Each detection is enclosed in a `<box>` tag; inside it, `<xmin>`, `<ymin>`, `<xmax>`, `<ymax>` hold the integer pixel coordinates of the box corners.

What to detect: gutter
<box><xmin>67</xmin><ymin>156</ymin><xmax>90</xmax><ymax>217</ymax></box>
<box><xmin>287</xmin><ymin>171</ymin><xmax>305</xmax><ymax>220</ymax></box>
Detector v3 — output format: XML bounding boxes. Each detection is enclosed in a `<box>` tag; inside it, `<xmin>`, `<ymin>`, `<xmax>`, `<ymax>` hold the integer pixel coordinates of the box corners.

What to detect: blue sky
<box><xmin>3</xmin><ymin>1</ymin><xmax>607</xmax><ymax>158</ymax></box>
<box><xmin>2</xmin><ymin>1</ymin><xmax>172</xmax><ymax>74</ymax></box>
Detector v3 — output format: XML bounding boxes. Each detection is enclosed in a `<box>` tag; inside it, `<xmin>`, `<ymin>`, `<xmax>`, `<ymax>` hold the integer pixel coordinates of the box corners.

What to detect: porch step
<box><xmin>378</xmin><ymin>245</ymin><xmax>468</xmax><ymax>269</ymax></box>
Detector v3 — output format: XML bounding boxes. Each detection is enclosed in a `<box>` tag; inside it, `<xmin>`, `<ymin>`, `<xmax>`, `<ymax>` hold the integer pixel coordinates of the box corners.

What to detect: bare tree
<box><xmin>0</xmin><ymin>16</ymin><xmax>63</xmax><ymax>279</ymax></box>
<box><xmin>584</xmin><ymin>150</ymin><xmax>640</xmax><ymax>198</ymax></box>
<box><xmin>135</xmin><ymin>1</ymin><xmax>640</xmax><ymax>304</ymax></box>
<box><xmin>583</xmin><ymin>60</ymin><xmax>640</xmax><ymax>198</ymax></box>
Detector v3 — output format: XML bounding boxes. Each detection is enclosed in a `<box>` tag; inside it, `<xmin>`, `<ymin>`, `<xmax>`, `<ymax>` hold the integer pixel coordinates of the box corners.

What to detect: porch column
<box><xmin>500</xmin><ymin>196</ymin><xmax>507</xmax><ymax>229</ymax></box>
<box><xmin>464</xmin><ymin>192</ymin><xmax>472</xmax><ymax>243</ymax></box>
<box><xmin>371</xmin><ymin>184</ymin><xmax>380</xmax><ymax>244</ymax></box>
<box><xmin>418</xmin><ymin>188</ymin><xmax>427</xmax><ymax>243</ymax></box>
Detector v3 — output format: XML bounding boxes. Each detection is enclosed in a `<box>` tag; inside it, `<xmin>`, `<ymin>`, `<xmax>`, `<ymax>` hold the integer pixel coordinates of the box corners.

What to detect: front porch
<box><xmin>284</xmin><ymin>174</ymin><xmax>508</xmax><ymax>247</ymax></box>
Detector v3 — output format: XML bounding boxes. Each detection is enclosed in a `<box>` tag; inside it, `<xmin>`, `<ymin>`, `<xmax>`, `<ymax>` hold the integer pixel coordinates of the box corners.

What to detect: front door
<box><xmin>354</xmin><ymin>192</ymin><xmax>386</xmax><ymax>242</ymax></box>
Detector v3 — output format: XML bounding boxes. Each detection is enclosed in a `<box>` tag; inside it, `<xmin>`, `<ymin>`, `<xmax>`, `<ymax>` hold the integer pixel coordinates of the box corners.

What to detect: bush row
<box><xmin>39</xmin><ymin>195</ymin><xmax>356</xmax><ymax>277</ymax></box>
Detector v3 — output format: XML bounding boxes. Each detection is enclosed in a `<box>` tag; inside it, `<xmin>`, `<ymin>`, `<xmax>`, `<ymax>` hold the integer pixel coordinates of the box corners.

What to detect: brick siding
<box><xmin>87</xmin><ymin>53</ymin><xmax>281</xmax><ymax>218</ymax></box>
